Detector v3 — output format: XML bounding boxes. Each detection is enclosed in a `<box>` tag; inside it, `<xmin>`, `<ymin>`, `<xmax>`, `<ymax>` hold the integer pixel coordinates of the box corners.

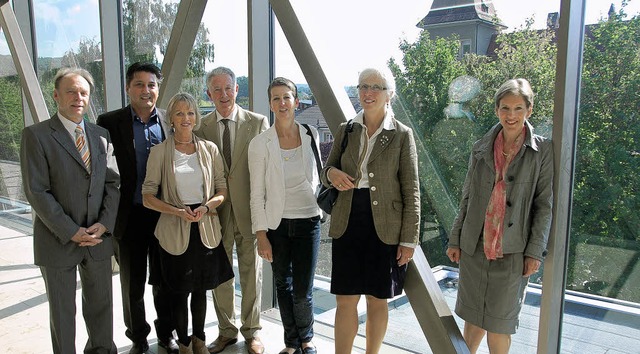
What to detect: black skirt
<box><xmin>158</xmin><ymin>220</ymin><xmax>233</xmax><ymax>293</ymax></box>
<box><xmin>330</xmin><ymin>188</ymin><xmax>407</xmax><ymax>299</ymax></box>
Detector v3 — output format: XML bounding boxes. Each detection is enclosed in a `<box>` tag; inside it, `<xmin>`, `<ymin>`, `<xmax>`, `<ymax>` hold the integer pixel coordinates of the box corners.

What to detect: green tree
<box><xmin>574</xmin><ymin>11</ymin><xmax>640</xmax><ymax>242</ymax></box>
<box><xmin>122</xmin><ymin>0</ymin><xmax>214</xmax><ymax>100</ymax></box>
<box><xmin>464</xmin><ymin>19</ymin><xmax>557</xmax><ymax>132</ymax></box>
<box><xmin>389</xmin><ymin>31</ymin><xmax>466</xmax><ymax>136</ymax></box>
<box><xmin>0</xmin><ymin>76</ymin><xmax>23</xmax><ymax>161</ymax></box>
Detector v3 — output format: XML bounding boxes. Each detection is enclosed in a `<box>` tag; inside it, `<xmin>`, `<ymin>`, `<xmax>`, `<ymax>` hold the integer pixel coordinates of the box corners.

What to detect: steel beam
<box><xmin>99</xmin><ymin>0</ymin><xmax>125</xmax><ymax>111</ymax></box>
<box><xmin>157</xmin><ymin>0</ymin><xmax>208</xmax><ymax>109</ymax></box>
<box><xmin>268</xmin><ymin>0</ymin><xmax>356</xmax><ymax>132</ymax></box>
<box><xmin>247</xmin><ymin>0</ymin><xmax>273</xmax><ymax>118</ymax></box>
<box><xmin>1</xmin><ymin>0</ymin><xmax>48</xmax><ymax>125</ymax></box>
<box><xmin>404</xmin><ymin>248</ymin><xmax>469</xmax><ymax>354</ymax></box>
<box><xmin>538</xmin><ymin>0</ymin><xmax>586</xmax><ymax>353</ymax></box>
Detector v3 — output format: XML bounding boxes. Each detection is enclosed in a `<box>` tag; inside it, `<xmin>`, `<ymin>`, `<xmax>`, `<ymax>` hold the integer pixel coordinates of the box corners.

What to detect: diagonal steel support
<box><xmin>405</xmin><ymin>248</ymin><xmax>470</xmax><ymax>353</ymax></box>
<box><xmin>0</xmin><ymin>0</ymin><xmax>49</xmax><ymax>124</ymax></box>
<box><xmin>157</xmin><ymin>0</ymin><xmax>208</xmax><ymax>108</ymax></box>
<box><xmin>269</xmin><ymin>1</ymin><xmax>468</xmax><ymax>352</ymax></box>
<box><xmin>269</xmin><ymin>0</ymin><xmax>356</xmax><ymax>132</ymax></box>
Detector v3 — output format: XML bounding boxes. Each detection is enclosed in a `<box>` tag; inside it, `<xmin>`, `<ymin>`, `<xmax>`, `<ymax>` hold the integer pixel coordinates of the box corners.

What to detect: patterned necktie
<box><xmin>221</xmin><ymin>119</ymin><xmax>232</xmax><ymax>168</ymax></box>
<box><xmin>75</xmin><ymin>125</ymin><xmax>91</xmax><ymax>171</ymax></box>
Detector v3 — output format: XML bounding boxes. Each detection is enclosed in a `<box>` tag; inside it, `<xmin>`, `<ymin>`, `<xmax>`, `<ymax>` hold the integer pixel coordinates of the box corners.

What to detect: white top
<box><xmin>248</xmin><ymin>122</ymin><xmax>322</xmax><ymax>233</ymax></box>
<box><xmin>174</xmin><ymin>149</ymin><xmax>204</xmax><ymax>204</ymax></box>
<box><xmin>282</xmin><ymin>146</ymin><xmax>318</xmax><ymax>219</ymax></box>
<box><xmin>353</xmin><ymin>109</ymin><xmax>395</xmax><ymax>188</ymax></box>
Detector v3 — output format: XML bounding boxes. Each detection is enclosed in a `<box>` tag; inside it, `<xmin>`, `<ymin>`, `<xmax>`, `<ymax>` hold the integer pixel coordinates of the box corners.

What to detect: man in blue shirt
<box><xmin>97</xmin><ymin>62</ymin><xmax>177</xmax><ymax>354</ymax></box>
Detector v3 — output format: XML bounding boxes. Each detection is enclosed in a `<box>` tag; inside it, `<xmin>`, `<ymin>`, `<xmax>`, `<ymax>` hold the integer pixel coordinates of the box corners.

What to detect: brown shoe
<box><xmin>247</xmin><ymin>337</ymin><xmax>265</xmax><ymax>354</ymax></box>
<box><xmin>207</xmin><ymin>335</ymin><xmax>238</xmax><ymax>353</ymax></box>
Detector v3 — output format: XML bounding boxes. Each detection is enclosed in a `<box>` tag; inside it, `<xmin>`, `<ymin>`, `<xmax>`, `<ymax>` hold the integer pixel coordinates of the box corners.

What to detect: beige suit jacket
<box><xmin>194</xmin><ymin>106</ymin><xmax>269</xmax><ymax>237</ymax></box>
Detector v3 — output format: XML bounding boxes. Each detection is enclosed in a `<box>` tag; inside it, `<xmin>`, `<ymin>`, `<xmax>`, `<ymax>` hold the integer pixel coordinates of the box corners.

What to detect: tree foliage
<box><xmin>574</xmin><ymin>11</ymin><xmax>640</xmax><ymax>242</ymax></box>
<box><xmin>122</xmin><ymin>0</ymin><xmax>214</xmax><ymax>100</ymax></box>
<box><xmin>391</xmin><ymin>6</ymin><xmax>640</xmax><ymax>301</ymax></box>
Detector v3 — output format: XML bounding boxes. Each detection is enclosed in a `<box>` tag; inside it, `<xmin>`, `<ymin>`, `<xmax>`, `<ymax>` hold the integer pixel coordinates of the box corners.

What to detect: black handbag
<box><xmin>305</xmin><ymin>121</ymin><xmax>353</xmax><ymax>215</ymax></box>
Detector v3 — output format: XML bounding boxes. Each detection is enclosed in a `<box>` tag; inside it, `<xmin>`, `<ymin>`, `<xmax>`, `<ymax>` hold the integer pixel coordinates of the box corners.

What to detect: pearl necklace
<box><xmin>174</xmin><ymin>135</ymin><xmax>193</xmax><ymax>144</ymax></box>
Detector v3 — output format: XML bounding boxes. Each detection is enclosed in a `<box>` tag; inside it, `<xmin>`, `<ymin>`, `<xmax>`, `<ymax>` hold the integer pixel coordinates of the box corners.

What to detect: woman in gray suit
<box><xmin>320</xmin><ymin>67</ymin><xmax>420</xmax><ymax>354</ymax></box>
<box><xmin>142</xmin><ymin>93</ymin><xmax>233</xmax><ymax>354</ymax></box>
<box><xmin>446</xmin><ymin>79</ymin><xmax>553</xmax><ymax>354</ymax></box>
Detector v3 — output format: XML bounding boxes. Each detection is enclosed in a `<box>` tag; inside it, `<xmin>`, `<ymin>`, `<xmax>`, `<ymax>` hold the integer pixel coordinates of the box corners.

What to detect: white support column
<box><xmin>247</xmin><ymin>0</ymin><xmax>272</xmax><ymax>119</ymax></box>
<box><xmin>538</xmin><ymin>0</ymin><xmax>586</xmax><ymax>353</ymax></box>
<box><xmin>0</xmin><ymin>0</ymin><xmax>49</xmax><ymax>126</ymax></box>
<box><xmin>99</xmin><ymin>0</ymin><xmax>125</xmax><ymax>111</ymax></box>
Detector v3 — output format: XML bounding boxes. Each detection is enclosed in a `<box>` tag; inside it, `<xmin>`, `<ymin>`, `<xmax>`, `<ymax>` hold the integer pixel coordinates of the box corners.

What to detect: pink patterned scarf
<box><xmin>483</xmin><ymin>127</ymin><xmax>526</xmax><ymax>260</ymax></box>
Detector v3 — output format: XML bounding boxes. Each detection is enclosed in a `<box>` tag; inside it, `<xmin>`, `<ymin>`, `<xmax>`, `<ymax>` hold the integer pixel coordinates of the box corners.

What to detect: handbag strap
<box><xmin>303</xmin><ymin>123</ymin><xmax>323</xmax><ymax>177</ymax></box>
<box><xmin>303</xmin><ymin>120</ymin><xmax>353</xmax><ymax>177</ymax></box>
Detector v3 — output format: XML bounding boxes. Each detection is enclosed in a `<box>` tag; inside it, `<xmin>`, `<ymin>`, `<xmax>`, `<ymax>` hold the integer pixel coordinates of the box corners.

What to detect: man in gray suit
<box><xmin>194</xmin><ymin>67</ymin><xmax>269</xmax><ymax>354</ymax></box>
<box><xmin>20</xmin><ymin>68</ymin><xmax>120</xmax><ymax>354</ymax></box>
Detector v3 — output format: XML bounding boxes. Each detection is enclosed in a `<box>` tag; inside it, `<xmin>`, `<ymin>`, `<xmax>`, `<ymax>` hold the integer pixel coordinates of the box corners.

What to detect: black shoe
<box><xmin>129</xmin><ymin>340</ymin><xmax>149</xmax><ymax>354</ymax></box>
<box><xmin>158</xmin><ymin>337</ymin><xmax>179</xmax><ymax>354</ymax></box>
<box><xmin>302</xmin><ymin>346</ymin><xmax>317</xmax><ymax>354</ymax></box>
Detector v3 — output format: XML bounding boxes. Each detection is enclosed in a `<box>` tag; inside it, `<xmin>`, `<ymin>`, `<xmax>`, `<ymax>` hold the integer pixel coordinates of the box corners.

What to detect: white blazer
<box><xmin>248</xmin><ymin>122</ymin><xmax>321</xmax><ymax>233</ymax></box>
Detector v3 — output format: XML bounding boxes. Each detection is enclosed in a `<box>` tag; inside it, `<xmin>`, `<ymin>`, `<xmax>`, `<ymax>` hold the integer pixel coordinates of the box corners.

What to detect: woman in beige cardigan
<box><xmin>142</xmin><ymin>93</ymin><xmax>233</xmax><ymax>354</ymax></box>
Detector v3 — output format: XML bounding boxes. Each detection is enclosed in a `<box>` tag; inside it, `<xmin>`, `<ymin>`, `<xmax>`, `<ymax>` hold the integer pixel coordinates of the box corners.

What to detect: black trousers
<box><xmin>115</xmin><ymin>204</ymin><xmax>174</xmax><ymax>342</ymax></box>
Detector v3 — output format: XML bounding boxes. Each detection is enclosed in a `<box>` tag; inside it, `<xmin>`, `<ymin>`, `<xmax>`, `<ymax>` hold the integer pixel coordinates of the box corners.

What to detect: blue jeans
<box><xmin>268</xmin><ymin>216</ymin><xmax>321</xmax><ymax>348</ymax></box>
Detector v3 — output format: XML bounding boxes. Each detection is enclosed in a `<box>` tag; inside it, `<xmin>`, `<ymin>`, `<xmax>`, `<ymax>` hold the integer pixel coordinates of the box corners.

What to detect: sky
<box><xmin>1</xmin><ymin>0</ymin><xmax>639</xmax><ymax>86</ymax></box>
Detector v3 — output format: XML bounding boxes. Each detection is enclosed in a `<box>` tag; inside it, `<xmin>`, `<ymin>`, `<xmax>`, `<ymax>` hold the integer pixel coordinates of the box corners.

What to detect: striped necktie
<box><xmin>75</xmin><ymin>125</ymin><xmax>91</xmax><ymax>171</ymax></box>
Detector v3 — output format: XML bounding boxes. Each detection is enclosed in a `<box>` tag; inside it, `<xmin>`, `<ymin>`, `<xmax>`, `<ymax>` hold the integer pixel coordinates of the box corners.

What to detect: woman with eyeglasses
<box><xmin>447</xmin><ymin>79</ymin><xmax>553</xmax><ymax>354</ymax></box>
<box><xmin>320</xmin><ymin>67</ymin><xmax>420</xmax><ymax>354</ymax></box>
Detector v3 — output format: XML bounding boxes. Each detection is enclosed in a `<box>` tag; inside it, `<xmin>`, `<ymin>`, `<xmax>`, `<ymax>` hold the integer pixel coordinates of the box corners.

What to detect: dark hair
<box><xmin>126</xmin><ymin>62</ymin><xmax>163</xmax><ymax>86</ymax></box>
<box><xmin>54</xmin><ymin>67</ymin><xmax>95</xmax><ymax>94</ymax></box>
<box><xmin>267</xmin><ymin>77</ymin><xmax>298</xmax><ymax>101</ymax></box>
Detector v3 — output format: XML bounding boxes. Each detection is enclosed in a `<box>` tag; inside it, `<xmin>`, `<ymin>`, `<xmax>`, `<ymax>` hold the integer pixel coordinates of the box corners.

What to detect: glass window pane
<box><xmin>0</xmin><ymin>27</ymin><xmax>29</xmax><ymax>223</ymax></box>
<box><xmin>123</xmin><ymin>0</ymin><xmax>217</xmax><ymax>111</ymax></box>
<box><xmin>564</xmin><ymin>1</ymin><xmax>640</xmax><ymax>352</ymax></box>
<box><xmin>33</xmin><ymin>0</ymin><xmax>105</xmax><ymax>120</ymax></box>
<box><xmin>278</xmin><ymin>0</ymin><xmax>566</xmax><ymax>352</ymax></box>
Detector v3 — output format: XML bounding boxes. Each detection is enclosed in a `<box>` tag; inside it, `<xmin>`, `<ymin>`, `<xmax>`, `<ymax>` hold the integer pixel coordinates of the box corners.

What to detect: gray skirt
<box><xmin>455</xmin><ymin>240</ymin><xmax>529</xmax><ymax>334</ymax></box>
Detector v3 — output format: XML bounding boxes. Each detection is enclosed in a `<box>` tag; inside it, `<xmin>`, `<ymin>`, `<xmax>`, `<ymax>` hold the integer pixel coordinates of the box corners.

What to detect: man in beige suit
<box><xmin>194</xmin><ymin>67</ymin><xmax>269</xmax><ymax>354</ymax></box>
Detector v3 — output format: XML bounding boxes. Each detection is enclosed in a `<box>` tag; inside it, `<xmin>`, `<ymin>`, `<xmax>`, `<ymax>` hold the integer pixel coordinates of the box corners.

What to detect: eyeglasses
<box><xmin>357</xmin><ymin>84</ymin><xmax>387</xmax><ymax>93</ymax></box>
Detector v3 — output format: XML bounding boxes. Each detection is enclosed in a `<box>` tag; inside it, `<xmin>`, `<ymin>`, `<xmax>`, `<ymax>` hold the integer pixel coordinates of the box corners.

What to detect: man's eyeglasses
<box><xmin>357</xmin><ymin>84</ymin><xmax>387</xmax><ymax>93</ymax></box>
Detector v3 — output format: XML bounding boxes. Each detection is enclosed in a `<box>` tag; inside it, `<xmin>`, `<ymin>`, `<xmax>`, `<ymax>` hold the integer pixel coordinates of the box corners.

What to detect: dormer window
<box><xmin>481</xmin><ymin>1</ymin><xmax>489</xmax><ymax>13</ymax></box>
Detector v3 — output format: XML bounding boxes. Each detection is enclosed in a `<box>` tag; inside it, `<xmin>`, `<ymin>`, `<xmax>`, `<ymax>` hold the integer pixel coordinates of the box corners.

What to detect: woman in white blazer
<box><xmin>248</xmin><ymin>77</ymin><xmax>321</xmax><ymax>354</ymax></box>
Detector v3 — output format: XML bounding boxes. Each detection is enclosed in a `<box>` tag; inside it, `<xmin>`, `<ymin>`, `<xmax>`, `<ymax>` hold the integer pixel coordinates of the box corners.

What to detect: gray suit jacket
<box><xmin>194</xmin><ymin>106</ymin><xmax>269</xmax><ymax>238</ymax></box>
<box><xmin>449</xmin><ymin>122</ymin><xmax>553</xmax><ymax>261</ymax></box>
<box><xmin>20</xmin><ymin>114</ymin><xmax>120</xmax><ymax>267</ymax></box>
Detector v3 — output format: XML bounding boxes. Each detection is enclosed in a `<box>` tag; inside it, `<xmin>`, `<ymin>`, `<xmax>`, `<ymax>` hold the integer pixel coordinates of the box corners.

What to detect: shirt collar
<box><xmin>130</xmin><ymin>106</ymin><xmax>158</xmax><ymax>123</ymax></box>
<box><xmin>58</xmin><ymin>112</ymin><xmax>85</xmax><ymax>133</ymax></box>
<box><xmin>216</xmin><ymin>105</ymin><xmax>238</xmax><ymax>123</ymax></box>
<box><xmin>353</xmin><ymin>109</ymin><xmax>396</xmax><ymax>133</ymax></box>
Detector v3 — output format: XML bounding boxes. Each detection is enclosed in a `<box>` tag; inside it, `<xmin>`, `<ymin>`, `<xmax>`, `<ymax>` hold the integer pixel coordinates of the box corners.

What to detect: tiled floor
<box><xmin>0</xmin><ymin>214</ymin><xmax>415</xmax><ymax>354</ymax></box>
